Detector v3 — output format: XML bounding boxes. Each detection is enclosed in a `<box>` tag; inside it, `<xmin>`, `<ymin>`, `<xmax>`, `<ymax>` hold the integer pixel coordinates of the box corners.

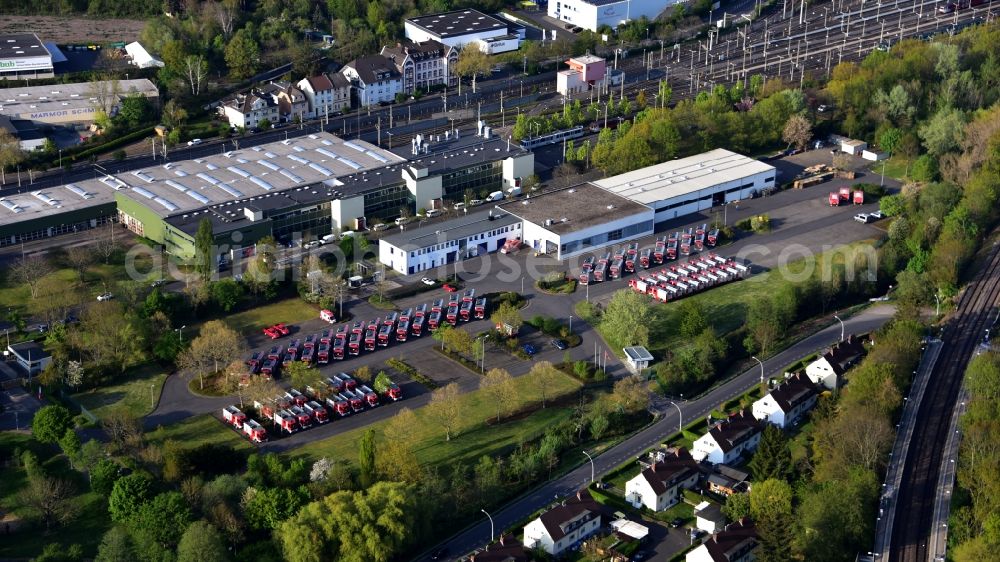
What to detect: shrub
<box><xmin>911</xmin><ymin>154</ymin><xmax>939</xmax><ymax>182</ymax></box>
<box><xmin>113</xmin><ymin>149</ymin><xmax>127</xmax><ymax>161</ymax></box>
<box><xmin>749</xmin><ymin>214</ymin><xmax>771</xmax><ymax>232</ymax></box>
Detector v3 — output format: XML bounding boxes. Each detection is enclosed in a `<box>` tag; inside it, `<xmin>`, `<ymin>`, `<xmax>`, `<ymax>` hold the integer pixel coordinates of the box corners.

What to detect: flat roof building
<box><xmin>0</xmin><ymin>33</ymin><xmax>54</xmax><ymax>80</ymax></box>
<box><xmin>0</xmin><ymin>179</ymin><xmax>118</xmax><ymax>248</ymax></box>
<box><xmin>405</xmin><ymin>9</ymin><xmax>520</xmax><ymax>53</ymax></box>
<box><xmin>499</xmin><ymin>182</ymin><xmax>653</xmax><ymax>260</ymax></box>
<box><xmin>548</xmin><ymin>0</ymin><xmax>682</xmax><ymax>32</ymax></box>
<box><xmin>592</xmin><ymin>148</ymin><xmax>776</xmax><ymax>225</ymax></box>
<box><xmin>111</xmin><ymin>129</ymin><xmax>531</xmax><ymax>261</ymax></box>
<box><xmin>379</xmin><ymin>208</ymin><xmax>521</xmax><ymax>275</ymax></box>
<box><xmin>0</xmin><ymin>78</ymin><xmax>159</xmax><ymax>126</ymax></box>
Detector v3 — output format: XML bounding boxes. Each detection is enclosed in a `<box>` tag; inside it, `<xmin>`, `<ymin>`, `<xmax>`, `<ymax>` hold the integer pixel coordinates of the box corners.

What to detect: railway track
<box><xmin>889</xmin><ymin>237</ymin><xmax>1000</xmax><ymax>562</ymax></box>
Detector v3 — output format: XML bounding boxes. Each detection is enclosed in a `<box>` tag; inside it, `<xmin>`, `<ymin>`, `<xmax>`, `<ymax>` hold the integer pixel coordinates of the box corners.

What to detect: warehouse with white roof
<box><xmin>592</xmin><ymin>148</ymin><xmax>776</xmax><ymax>225</ymax></box>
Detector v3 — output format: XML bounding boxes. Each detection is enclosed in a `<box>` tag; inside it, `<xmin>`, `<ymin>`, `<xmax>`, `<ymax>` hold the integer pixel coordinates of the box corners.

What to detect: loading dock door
<box><xmin>712</xmin><ymin>191</ymin><xmax>725</xmax><ymax>206</ymax></box>
<box><xmin>477</xmin><ymin>242</ymin><xmax>487</xmax><ymax>255</ymax></box>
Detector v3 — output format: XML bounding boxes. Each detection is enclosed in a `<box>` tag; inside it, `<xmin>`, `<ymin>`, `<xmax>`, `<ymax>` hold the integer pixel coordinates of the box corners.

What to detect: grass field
<box><xmin>221</xmin><ymin>299</ymin><xmax>318</xmax><ymax>337</ymax></box>
<box><xmin>73</xmin><ymin>364</ymin><xmax>169</xmax><ymax>420</ymax></box>
<box><xmin>288</xmin><ymin>371</ymin><xmax>584</xmax><ymax>468</ymax></box>
<box><xmin>877</xmin><ymin>155</ymin><xmax>912</xmax><ymax>183</ymax></box>
<box><xmin>146</xmin><ymin>414</ymin><xmax>254</xmax><ymax>452</ymax></box>
<box><xmin>0</xmin><ymin>433</ymin><xmax>110</xmax><ymax>559</ymax></box>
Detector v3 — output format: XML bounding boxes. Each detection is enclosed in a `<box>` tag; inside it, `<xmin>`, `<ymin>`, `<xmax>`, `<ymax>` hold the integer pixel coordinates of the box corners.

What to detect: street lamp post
<box><xmin>751</xmin><ymin>355</ymin><xmax>764</xmax><ymax>385</ymax></box>
<box><xmin>834</xmin><ymin>314</ymin><xmax>845</xmax><ymax>342</ymax></box>
<box><xmin>481</xmin><ymin>508</ymin><xmax>495</xmax><ymax>545</ymax></box>
<box><xmin>150</xmin><ymin>383</ymin><xmax>155</xmax><ymax>409</ymax></box>
<box><xmin>583</xmin><ymin>450</ymin><xmax>595</xmax><ymax>483</ymax></box>
<box><xmin>177</xmin><ymin>325</ymin><xmax>186</xmax><ymax>343</ymax></box>
<box><xmin>569</xmin><ymin>315</ymin><xmax>573</xmax><ymax>332</ymax></box>
<box><xmin>668</xmin><ymin>400</ymin><xmax>683</xmax><ymax>433</ymax></box>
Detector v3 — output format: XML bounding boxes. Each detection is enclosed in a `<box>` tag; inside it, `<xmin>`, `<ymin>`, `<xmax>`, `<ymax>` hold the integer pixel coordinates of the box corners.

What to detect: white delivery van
<box><xmin>486</xmin><ymin>191</ymin><xmax>505</xmax><ymax>202</ymax></box>
<box><xmin>506</xmin><ymin>186</ymin><xmax>522</xmax><ymax>198</ymax></box>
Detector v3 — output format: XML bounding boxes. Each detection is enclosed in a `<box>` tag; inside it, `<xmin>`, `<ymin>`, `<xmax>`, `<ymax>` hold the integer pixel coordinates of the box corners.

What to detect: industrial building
<box><xmin>0</xmin><ymin>78</ymin><xmax>160</xmax><ymax>127</ymax></box>
<box><xmin>124</xmin><ymin>42</ymin><xmax>164</xmax><ymax>69</ymax></box>
<box><xmin>592</xmin><ymin>148</ymin><xmax>776</xmax><ymax>225</ymax></box>
<box><xmin>405</xmin><ymin>9</ymin><xmax>521</xmax><ymax>53</ymax></box>
<box><xmin>498</xmin><ymin>183</ymin><xmax>654</xmax><ymax>260</ymax></box>
<box><xmin>548</xmin><ymin>0</ymin><xmax>683</xmax><ymax>32</ymax></box>
<box><xmin>0</xmin><ymin>33</ymin><xmax>55</xmax><ymax>80</ymax></box>
<box><xmin>379</xmin><ymin>208</ymin><xmax>521</xmax><ymax>274</ymax></box>
<box><xmin>556</xmin><ymin>55</ymin><xmax>607</xmax><ymax>95</ymax></box>
<box><xmin>108</xmin><ymin>130</ymin><xmax>530</xmax><ymax>260</ymax></box>
<box><xmin>0</xmin><ymin>180</ymin><xmax>118</xmax><ymax>248</ymax></box>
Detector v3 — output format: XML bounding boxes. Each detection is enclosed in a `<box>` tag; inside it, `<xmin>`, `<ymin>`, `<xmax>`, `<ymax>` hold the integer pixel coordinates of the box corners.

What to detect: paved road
<box><xmin>422</xmin><ymin>304</ymin><xmax>896</xmax><ymax>561</ymax></box>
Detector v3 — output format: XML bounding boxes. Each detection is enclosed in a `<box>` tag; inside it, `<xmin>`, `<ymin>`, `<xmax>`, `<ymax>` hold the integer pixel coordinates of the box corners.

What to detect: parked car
<box><xmin>869</xmin><ymin>210</ymin><xmax>884</xmax><ymax>220</ymax></box>
<box><xmin>469</xmin><ymin>198</ymin><xmax>484</xmax><ymax>206</ymax></box>
<box><xmin>854</xmin><ymin>213</ymin><xmax>873</xmax><ymax>223</ymax></box>
<box><xmin>670</xmin><ymin>517</ymin><xmax>685</xmax><ymax>528</ymax></box>
<box><xmin>442</xmin><ymin>284</ymin><xmax>457</xmax><ymax>292</ymax></box>
<box><xmin>97</xmin><ymin>292</ymin><xmax>114</xmax><ymax>301</ymax></box>
<box><xmin>817</xmin><ymin>104</ymin><xmax>829</xmax><ymax>112</ymax></box>
<box><xmin>187</xmin><ymin>138</ymin><xmax>202</xmax><ymax>146</ymax></box>
<box><xmin>394</xmin><ymin>217</ymin><xmax>411</xmax><ymax>226</ymax></box>
<box><xmin>150</xmin><ymin>279</ymin><xmax>168</xmax><ymax>288</ymax></box>
<box><xmin>453</xmin><ymin>202</ymin><xmax>465</xmax><ymax>211</ymax></box>
<box><xmin>522</xmin><ymin>344</ymin><xmax>537</xmax><ymax>357</ymax></box>
<box><xmin>938</xmin><ymin>2</ymin><xmax>956</xmax><ymax>13</ymax></box>
<box><xmin>420</xmin><ymin>277</ymin><xmax>436</xmax><ymax>286</ymax></box>
<box><xmin>551</xmin><ymin>339</ymin><xmax>568</xmax><ymax>350</ymax></box>
<box><xmin>371</xmin><ymin>222</ymin><xmax>390</xmax><ymax>232</ymax></box>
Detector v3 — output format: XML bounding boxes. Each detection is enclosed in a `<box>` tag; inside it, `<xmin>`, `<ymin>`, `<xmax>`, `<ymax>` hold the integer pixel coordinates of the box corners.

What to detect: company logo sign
<box><xmin>0</xmin><ymin>57</ymin><xmax>53</xmax><ymax>71</ymax></box>
<box><xmin>602</xmin><ymin>6</ymin><xmax>621</xmax><ymax>15</ymax></box>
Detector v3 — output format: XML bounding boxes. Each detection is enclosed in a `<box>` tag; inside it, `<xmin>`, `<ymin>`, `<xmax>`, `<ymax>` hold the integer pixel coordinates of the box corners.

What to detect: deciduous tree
<box><xmin>18</xmin><ymin>475</ymin><xmax>78</xmax><ymax>530</ymax></box>
<box><xmin>481</xmin><ymin>368</ymin><xmax>516</xmax><ymax>423</ymax></box>
<box><xmin>528</xmin><ymin>360</ymin><xmax>560</xmax><ymax>408</ymax></box>
<box><xmin>109</xmin><ymin>473</ymin><xmax>152</xmax><ymax>523</ymax></box>
<box><xmin>225</xmin><ymin>28</ymin><xmax>260</xmax><ymax>80</ymax></box>
<box><xmin>177</xmin><ymin>521</ymin><xmax>229</xmax><ymax>562</ymax></box>
<box><xmin>359</xmin><ymin>428</ymin><xmax>377</xmax><ymax>487</ymax></box>
<box><xmin>378</xmin><ymin>408</ymin><xmax>422</xmax><ymax>483</ymax></box>
<box><xmin>426</xmin><ymin>382</ymin><xmax>463</xmax><ymax>441</ymax></box>
<box><xmin>95</xmin><ymin>526</ymin><xmax>135</xmax><ymax>562</ymax></box>
<box><xmin>490</xmin><ymin>302</ymin><xmax>523</xmax><ymax>336</ymax></box>
<box><xmin>32</xmin><ymin>405</ymin><xmax>72</xmax><ymax>444</ymax></box>
<box><xmin>601</xmin><ymin>289</ymin><xmax>652</xmax><ymax>349</ymax></box>
<box><xmin>10</xmin><ymin>254</ymin><xmax>53</xmax><ymax>299</ymax></box>
<box><xmin>782</xmin><ymin>114</ymin><xmax>813</xmax><ymax>151</ymax></box>
<box><xmin>453</xmin><ymin>43</ymin><xmax>490</xmax><ymax>94</ymax></box>
<box><xmin>177</xmin><ymin>320</ymin><xmax>246</xmax><ymax>389</ymax></box>
<box><xmin>612</xmin><ymin>375</ymin><xmax>650</xmax><ymax>414</ymax></box>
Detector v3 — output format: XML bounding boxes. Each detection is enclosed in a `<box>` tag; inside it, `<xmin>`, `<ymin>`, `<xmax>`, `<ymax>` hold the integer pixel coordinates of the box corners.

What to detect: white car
<box><xmin>869</xmin><ymin>210</ymin><xmax>884</xmax><ymax>220</ymax></box>
<box><xmin>97</xmin><ymin>292</ymin><xmax>114</xmax><ymax>301</ymax></box>
<box><xmin>187</xmin><ymin>138</ymin><xmax>202</xmax><ymax>146</ymax></box>
<box><xmin>453</xmin><ymin>202</ymin><xmax>465</xmax><ymax>211</ymax></box>
<box><xmin>469</xmin><ymin>199</ymin><xmax>484</xmax><ymax>206</ymax></box>
<box><xmin>854</xmin><ymin>213</ymin><xmax>872</xmax><ymax>223</ymax></box>
<box><xmin>420</xmin><ymin>277</ymin><xmax>436</xmax><ymax>286</ymax></box>
<box><xmin>394</xmin><ymin>217</ymin><xmax>411</xmax><ymax>226</ymax></box>
<box><xmin>304</xmin><ymin>240</ymin><xmax>322</xmax><ymax>249</ymax></box>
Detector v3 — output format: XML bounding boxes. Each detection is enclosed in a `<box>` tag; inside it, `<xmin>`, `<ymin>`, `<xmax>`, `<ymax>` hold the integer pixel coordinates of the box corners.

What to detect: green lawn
<box><xmin>73</xmin><ymin>363</ymin><xmax>169</xmax><ymax>420</ymax></box>
<box><xmin>288</xmin><ymin>371</ymin><xmax>584</xmax><ymax>468</ymax></box>
<box><xmin>146</xmin><ymin>414</ymin><xmax>254</xmax><ymax>452</ymax></box>
<box><xmin>0</xmin><ymin>433</ymin><xmax>110</xmax><ymax>559</ymax></box>
<box><xmin>876</xmin><ymin>155</ymin><xmax>912</xmax><ymax>183</ymax></box>
<box><xmin>221</xmin><ymin>298</ymin><xmax>319</xmax><ymax>337</ymax></box>
<box><xmin>634</xmin><ymin>242</ymin><xmax>878</xmax><ymax>355</ymax></box>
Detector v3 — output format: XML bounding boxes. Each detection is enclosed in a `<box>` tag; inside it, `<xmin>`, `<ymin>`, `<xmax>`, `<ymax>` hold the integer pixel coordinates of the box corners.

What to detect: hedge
<box><xmin>72</xmin><ymin>125</ymin><xmax>157</xmax><ymax>162</ymax></box>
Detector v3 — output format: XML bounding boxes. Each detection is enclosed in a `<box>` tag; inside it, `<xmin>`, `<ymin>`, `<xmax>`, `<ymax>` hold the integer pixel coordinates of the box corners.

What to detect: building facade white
<box><xmin>296</xmin><ymin>73</ymin><xmax>352</xmax><ymax>119</ymax></box>
<box><xmin>379</xmin><ymin>210</ymin><xmax>522</xmax><ymax>275</ymax></box>
<box><xmin>0</xmin><ymin>33</ymin><xmax>54</xmax><ymax>80</ymax></box>
<box><xmin>499</xmin><ymin>183</ymin><xmax>654</xmax><ymax>260</ymax></box>
<box><xmin>381</xmin><ymin>40</ymin><xmax>458</xmax><ymax>93</ymax></box>
<box><xmin>691</xmin><ymin>412</ymin><xmax>763</xmax><ymax>465</ymax></box>
<box><xmin>751</xmin><ymin>373</ymin><xmax>818</xmax><ymax>429</ymax></box>
<box><xmin>624</xmin><ymin>449</ymin><xmax>699</xmax><ymax>512</ymax></box>
<box><xmin>592</xmin><ymin>149</ymin><xmax>776</xmax><ymax>225</ymax></box>
<box><xmin>548</xmin><ymin>0</ymin><xmax>680</xmax><ymax>32</ymax></box>
<box><xmin>218</xmin><ymin>91</ymin><xmax>279</xmax><ymax>129</ymax></box>
<box><xmin>405</xmin><ymin>9</ymin><xmax>519</xmax><ymax>52</ymax></box>
<box><xmin>124</xmin><ymin>42</ymin><xmax>164</xmax><ymax>69</ymax></box>
<box><xmin>340</xmin><ymin>55</ymin><xmax>403</xmax><ymax>106</ymax></box>
<box><xmin>522</xmin><ymin>490</ymin><xmax>603</xmax><ymax>556</ymax></box>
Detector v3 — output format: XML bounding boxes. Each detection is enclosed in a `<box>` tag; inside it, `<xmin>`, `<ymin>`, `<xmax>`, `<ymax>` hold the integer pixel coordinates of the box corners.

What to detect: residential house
<box><xmin>751</xmin><ymin>372</ymin><xmax>819</xmax><ymax>429</ymax></box>
<box><xmin>691</xmin><ymin>411</ymin><xmax>763</xmax><ymax>465</ymax></box>
<box><xmin>523</xmin><ymin>489</ymin><xmax>604</xmax><ymax>556</ymax></box>
<box><xmin>805</xmin><ymin>334</ymin><xmax>866</xmax><ymax>390</ymax></box>
<box><xmin>218</xmin><ymin>90</ymin><xmax>279</xmax><ymax>130</ymax></box>
<box><xmin>273</xmin><ymin>82</ymin><xmax>309</xmax><ymax>123</ymax></box>
<box><xmin>706</xmin><ymin>465</ymin><xmax>750</xmax><ymax>497</ymax></box>
<box><xmin>686</xmin><ymin>519</ymin><xmax>759</xmax><ymax>562</ymax></box>
<box><xmin>296</xmin><ymin>73</ymin><xmax>352</xmax><ymax>119</ymax></box>
<box><xmin>381</xmin><ymin>39</ymin><xmax>457</xmax><ymax>94</ymax></box>
<box><xmin>625</xmin><ymin>448</ymin><xmax>700</xmax><ymax>511</ymax></box>
<box><xmin>340</xmin><ymin>55</ymin><xmax>403</xmax><ymax>107</ymax></box>
<box><xmin>7</xmin><ymin>341</ymin><xmax>51</xmax><ymax>375</ymax></box>
<box><xmin>694</xmin><ymin>501</ymin><xmax>726</xmax><ymax>534</ymax></box>
<box><xmin>468</xmin><ymin>534</ymin><xmax>531</xmax><ymax>562</ymax></box>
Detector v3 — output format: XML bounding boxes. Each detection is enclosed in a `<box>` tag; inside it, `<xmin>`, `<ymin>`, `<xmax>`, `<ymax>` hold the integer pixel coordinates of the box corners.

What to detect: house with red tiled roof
<box><xmin>624</xmin><ymin>448</ymin><xmax>700</xmax><ymax>511</ymax></box>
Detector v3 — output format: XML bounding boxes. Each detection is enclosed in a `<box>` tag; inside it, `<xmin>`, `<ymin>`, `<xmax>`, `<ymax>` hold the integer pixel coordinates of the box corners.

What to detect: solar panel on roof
<box><xmin>132</xmin><ymin>187</ymin><xmax>156</xmax><ymax>199</ymax></box>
